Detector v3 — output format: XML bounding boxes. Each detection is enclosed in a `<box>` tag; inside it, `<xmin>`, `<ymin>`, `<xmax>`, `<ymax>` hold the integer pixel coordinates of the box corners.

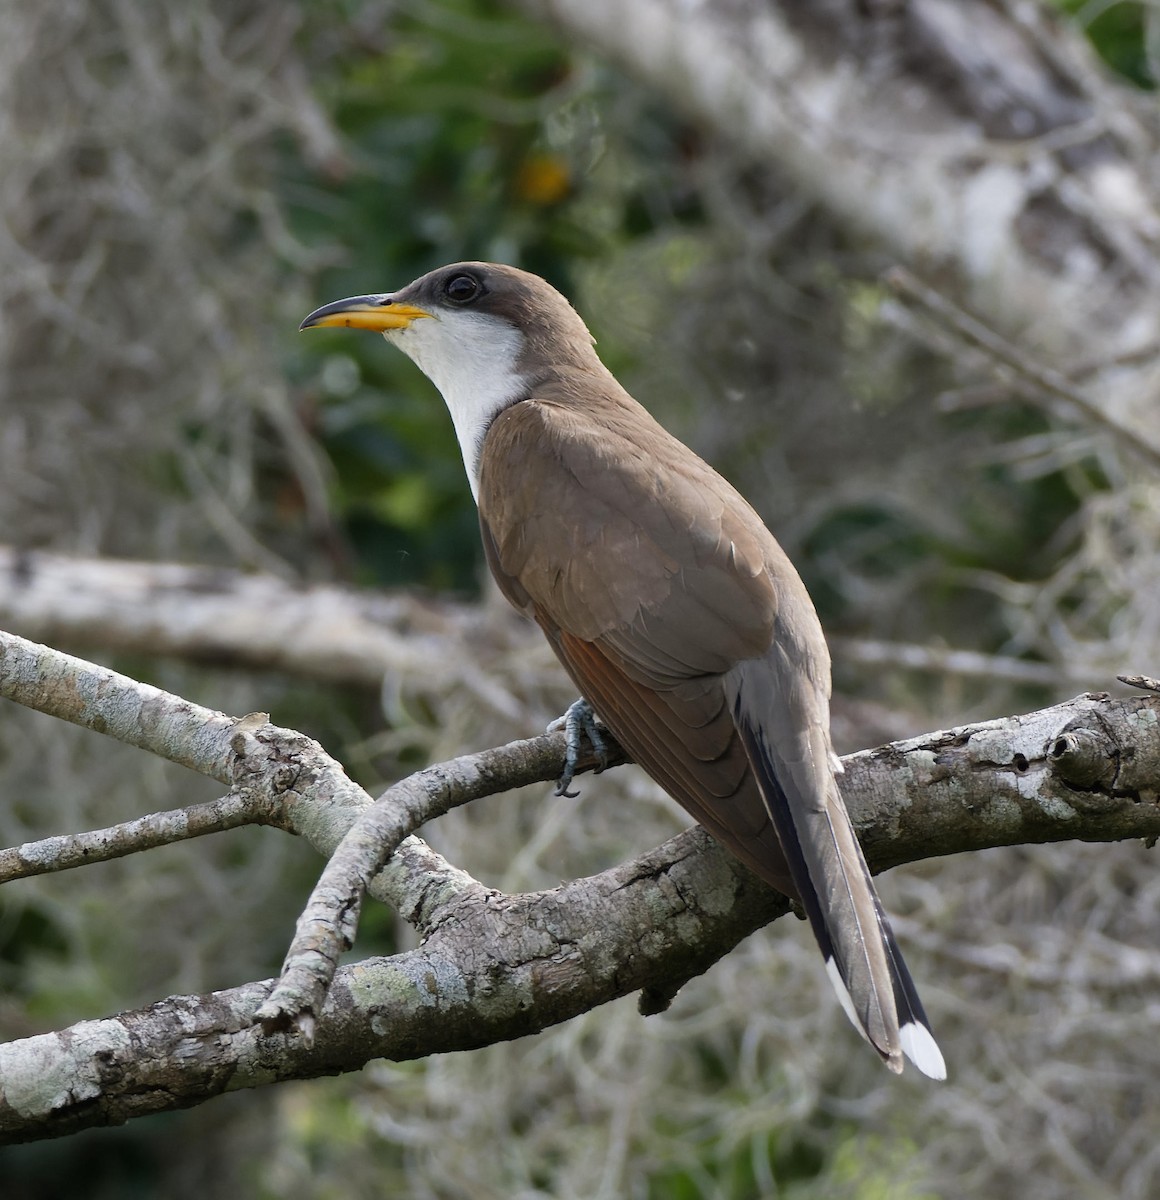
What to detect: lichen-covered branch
<box><xmin>0</xmin><ymin>829</ymin><xmax>786</xmax><ymax>1145</ymax></box>
<box><xmin>0</xmin><ymin>628</ymin><xmax>239</xmax><ymax>779</ymax></box>
<box><xmin>256</xmin><ymin>731</ymin><xmax>623</xmax><ymax>1038</ymax></box>
<box><xmin>0</xmin><ymin>792</ymin><xmax>267</xmax><ymax>883</ymax></box>
<box><xmin>842</xmin><ymin>688</ymin><xmax>1160</xmax><ymax>871</ymax></box>
<box><xmin>2</xmin><ymin>623</ymin><xmax>1159</xmax><ymax>1143</ymax></box>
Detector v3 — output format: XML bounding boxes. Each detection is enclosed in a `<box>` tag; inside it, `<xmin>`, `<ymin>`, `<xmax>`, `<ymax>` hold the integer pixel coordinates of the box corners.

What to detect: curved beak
<box><xmin>299</xmin><ymin>295</ymin><xmax>434</xmax><ymax>333</ymax></box>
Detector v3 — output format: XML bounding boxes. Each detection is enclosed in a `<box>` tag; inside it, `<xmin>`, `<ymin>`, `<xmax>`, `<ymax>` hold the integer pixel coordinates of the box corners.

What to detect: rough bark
<box><xmin>1</xmin><ymin>628</ymin><xmax>1158</xmax><ymax>1143</ymax></box>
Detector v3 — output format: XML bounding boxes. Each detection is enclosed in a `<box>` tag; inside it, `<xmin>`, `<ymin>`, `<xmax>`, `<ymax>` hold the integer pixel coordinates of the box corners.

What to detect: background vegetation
<box><xmin>1</xmin><ymin>0</ymin><xmax>1159</xmax><ymax>1196</ymax></box>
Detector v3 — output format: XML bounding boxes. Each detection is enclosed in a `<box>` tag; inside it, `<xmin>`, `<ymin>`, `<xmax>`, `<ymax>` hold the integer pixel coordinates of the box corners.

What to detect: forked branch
<box><xmin>1</xmin><ymin>629</ymin><xmax>1159</xmax><ymax>1143</ymax></box>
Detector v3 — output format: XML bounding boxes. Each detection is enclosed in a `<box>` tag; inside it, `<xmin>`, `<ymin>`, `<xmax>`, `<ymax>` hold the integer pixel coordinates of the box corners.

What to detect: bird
<box><xmin>301</xmin><ymin>262</ymin><xmax>945</xmax><ymax>1079</ymax></box>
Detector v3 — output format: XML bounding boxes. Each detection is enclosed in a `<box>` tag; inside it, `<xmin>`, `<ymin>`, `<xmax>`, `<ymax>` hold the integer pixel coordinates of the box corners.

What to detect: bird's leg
<box><xmin>548</xmin><ymin>697</ymin><xmax>610</xmax><ymax>797</ymax></box>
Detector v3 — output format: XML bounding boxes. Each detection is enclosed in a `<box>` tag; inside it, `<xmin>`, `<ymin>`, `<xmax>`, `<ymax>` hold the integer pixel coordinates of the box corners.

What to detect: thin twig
<box><xmin>0</xmin><ymin>791</ymin><xmax>270</xmax><ymax>883</ymax></box>
<box><xmin>884</xmin><ymin>266</ymin><xmax>1160</xmax><ymax>471</ymax></box>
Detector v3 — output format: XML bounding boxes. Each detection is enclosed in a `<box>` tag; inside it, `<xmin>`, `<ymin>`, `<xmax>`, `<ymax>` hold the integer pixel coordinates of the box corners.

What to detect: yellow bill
<box><xmin>299</xmin><ymin>296</ymin><xmax>433</xmax><ymax>333</ymax></box>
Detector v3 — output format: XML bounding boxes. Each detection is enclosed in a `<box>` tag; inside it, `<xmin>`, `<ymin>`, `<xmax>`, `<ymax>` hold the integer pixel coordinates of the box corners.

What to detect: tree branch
<box><xmin>2</xmin><ymin>627</ymin><xmax>1160</xmax><ymax>1142</ymax></box>
<box><xmin>0</xmin><ymin>791</ymin><xmax>267</xmax><ymax>883</ymax></box>
<box><xmin>0</xmin><ymin>545</ymin><xmax>486</xmax><ymax>690</ymax></box>
<box><xmin>255</xmin><ymin>730</ymin><xmax>623</xmax><ymax>1038</ymax></box>
<box><xmin>0</xmin><ymin>829</ymin><xmax>786</xmax><ymax>1145</ymax></box>
<box><xmin>0</xmin><ymin>547</ymin><xmax>1111</xmax><ymax>704</ymax></box>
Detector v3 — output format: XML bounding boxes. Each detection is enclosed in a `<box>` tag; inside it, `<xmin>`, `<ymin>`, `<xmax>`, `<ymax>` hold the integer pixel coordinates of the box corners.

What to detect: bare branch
<box><xmin>0</xmin><ymin>827</ymin><xmax>787</xmax><ymax>1145</ymax></box>
<box><xmin>0</xmin><ymin>630</ymin><xmax>238</xmax><ymax>778</ymax></box>
<box><xmin>832</xmin><ymin>636</ymin><xmax>1082</xmax><ymax>687</ymax></box>
<box><xmin>0</xmin><ymin>546</ymin><xmax>482</xmax><ymax>690</ymax></box>
<box><xmin>0</xmin><ymin>791</ymin><xmax>267</xmax><ymax>883</ymax></box>
<box><xmin>5</xmin><ymin>628</ymin><xmax>1160</xmax><ymax>1141</ymax></box>
<box><xmin>0</xmin><ymin>627</ymin><xmax>611</xmax><ymax>933</ymax></box>
<box><xmin>0</xmin><ymin>628</ymin><xmax>396</xmax><ymax>894</ymax></box>
<box><xmin>2</xmin><ymin>548</ymin><xmax>1109</xmax><ymax>707</ymax></box>
<box><xmin>1119</xmin><ymin>673</ymin><xmax>1160</xmax><ymax>694</ymax></box>
<box><xmin>2</xmin><ymin>687</ymin><xmax>1159</xmax><ymax>1142</ymax></box>
<box><xmin>884</xmin><ymin>266</ymin><xmax>1160</xmax><ymax>469</ymax></box>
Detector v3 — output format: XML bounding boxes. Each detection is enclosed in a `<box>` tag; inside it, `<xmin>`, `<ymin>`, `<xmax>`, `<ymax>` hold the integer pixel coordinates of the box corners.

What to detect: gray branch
<box><xmin>254</xmin><ymin>732</ymin><xmax>622</xmax><ymax>1039</ymax></box>
<box><xmin>1</xmin><ymin>628</ymin><xmax>1159</xmax><ymax>1142</ymax></box>
<box><xmin>0</xmin><ymin>545</ymin><xmax>481</xmax><ymax>689</ymax></box>
<box><xmin>0</xmin><ymin>792</ymin><xmax>267</xmax><ymax>883</ymax></box>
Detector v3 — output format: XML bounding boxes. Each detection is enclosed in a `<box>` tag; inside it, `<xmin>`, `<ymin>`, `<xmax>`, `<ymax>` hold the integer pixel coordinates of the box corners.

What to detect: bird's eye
<box><xmin>444</xmin><ymin>274</ymin><xmax>481</xmax><ymax>304</ymax></box>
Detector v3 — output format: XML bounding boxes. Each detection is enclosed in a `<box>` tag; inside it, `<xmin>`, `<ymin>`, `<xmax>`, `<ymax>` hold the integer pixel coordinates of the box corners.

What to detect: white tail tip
<box><xmin>827</xmin><ymin>957</ymin><xmax>947</xmax><ymax>1080</ymax></box>
<box><xmin>899</xmin><ymin>1020</ymin><xmax>947</xmax><ymax>1081</ymax></box>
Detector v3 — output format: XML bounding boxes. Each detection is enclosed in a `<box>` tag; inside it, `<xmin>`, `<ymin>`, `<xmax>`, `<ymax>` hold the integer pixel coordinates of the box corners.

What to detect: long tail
<box><xmin>729</xmin><ymin>672</ymin><xmax>945</xmax><ymax>1080</ymax></box>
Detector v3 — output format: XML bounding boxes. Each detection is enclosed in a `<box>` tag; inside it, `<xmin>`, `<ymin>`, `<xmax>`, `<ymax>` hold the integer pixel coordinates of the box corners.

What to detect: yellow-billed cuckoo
<box><xmin>301</xmin><ymin>262</ymin><xmax>945</xmax><ymax>1078</ymax></box>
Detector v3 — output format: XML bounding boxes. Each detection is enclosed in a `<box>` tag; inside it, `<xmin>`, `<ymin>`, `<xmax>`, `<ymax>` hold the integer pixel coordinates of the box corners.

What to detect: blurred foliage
<box><xmin>1055</xmin><ymin>0</ymin><xmax>1157</xmax><ymax>88</ymax></box>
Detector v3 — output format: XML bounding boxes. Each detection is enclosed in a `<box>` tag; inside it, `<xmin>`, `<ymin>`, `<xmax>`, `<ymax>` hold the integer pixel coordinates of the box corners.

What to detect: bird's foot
<box><xmin>548</xmin><ymin>698</ymin><xmax>610</xmax><ymax>797</ymax></box>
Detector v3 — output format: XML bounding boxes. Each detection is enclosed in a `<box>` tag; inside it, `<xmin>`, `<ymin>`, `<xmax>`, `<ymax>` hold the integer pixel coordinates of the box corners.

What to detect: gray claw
<box><xmin>552</xmin><ymin>698</ymin><xmax>609</xmax><ymax>797</ymax></box>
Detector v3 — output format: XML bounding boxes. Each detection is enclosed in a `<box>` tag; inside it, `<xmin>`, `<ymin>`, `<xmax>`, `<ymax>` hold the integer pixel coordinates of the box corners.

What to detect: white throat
<box><xmin>387</xmin><ymin>310</ymin><xmax>527</xmax><ymax>502</ymax></box>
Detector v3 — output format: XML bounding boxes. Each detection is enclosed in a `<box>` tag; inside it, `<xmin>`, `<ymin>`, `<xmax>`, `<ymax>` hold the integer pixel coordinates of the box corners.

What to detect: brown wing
<box><xmin>477</xmin><ymin>388</ymin><xmax>801</xmax><ymax>896</ymax></box>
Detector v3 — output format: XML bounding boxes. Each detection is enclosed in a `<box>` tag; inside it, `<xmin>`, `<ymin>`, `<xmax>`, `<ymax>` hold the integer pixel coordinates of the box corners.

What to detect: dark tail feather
<box><xmin>873</xmin><ymin>891</ymin><xmax>946</xmax><ymax>1079</ymax></box>
<box><xmin>732</xmin><ymin>698</ymin><xmax>945</xmax><ymax>1079</ymax></box>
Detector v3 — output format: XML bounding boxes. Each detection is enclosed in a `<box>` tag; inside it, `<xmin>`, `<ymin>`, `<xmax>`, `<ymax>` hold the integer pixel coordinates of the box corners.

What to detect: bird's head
<box><xmin>301</xmin><ymin>262</ymin><xmax>600</xmax><ymax>497</ymax></box>
<box><xmin>300</xmin><ymin>261</ymin><xmax>596</xmax><ymax>388</ymax></box>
